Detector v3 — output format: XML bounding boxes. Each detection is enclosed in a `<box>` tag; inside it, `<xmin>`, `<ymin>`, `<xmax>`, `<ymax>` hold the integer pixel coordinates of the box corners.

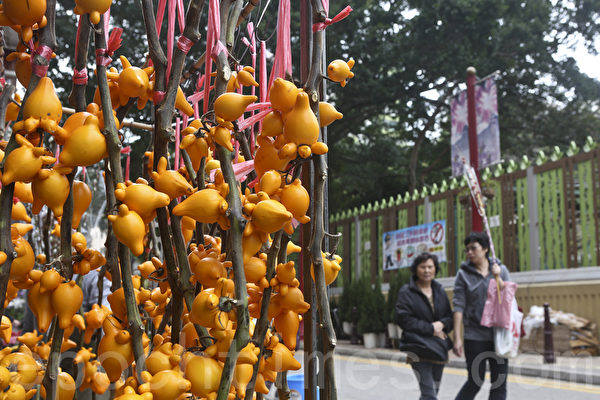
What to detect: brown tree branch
<box><xmin>94</xmin><ymin>16</ymin><xmax>146</xmax><ymax>380</ymax></box>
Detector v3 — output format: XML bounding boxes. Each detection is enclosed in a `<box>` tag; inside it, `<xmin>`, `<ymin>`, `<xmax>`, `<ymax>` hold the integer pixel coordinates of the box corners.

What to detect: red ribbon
<box><xmin>106</xmin><ymin>28</ymin><xmax>123</xmax><ymax>57</ymax></box>
<box><xmin>73</xmin><ymin>68</ymin><xmax>88</xmax><ymax>85</ymax></box>
<box><xmin>312</xmin><ymin>5</ymin><xmax>353</xmax><ymax>32</ymax></box>
<box><xmin>153</xmin><ymin>91</ymin><xmax>166</xmax><ymax>104</ymax></box>
<box><xmin>32</xmin><ymin>45</ymin><xmax>53</xmax><ymax>77</ymax></box>
<box><xmin>95</xmin><ymin>49</ymin><xmax>112</xmax><ymax>66</ymax></box>
<box><xmin>177</xmin><ymin>36</ymin><xmax>194</xmax><ymax>54</ymax></box>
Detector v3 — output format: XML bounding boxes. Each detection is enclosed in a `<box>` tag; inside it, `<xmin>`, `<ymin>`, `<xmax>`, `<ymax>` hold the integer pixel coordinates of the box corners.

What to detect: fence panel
<box><xmin>576</xmin><ymin>156</ymin><xmax>597</xmax><ymax>267</ymax></box>
<box><xmin>513</xmin><ymin>173</ymin><xmax>530</xmax><ymax>270</ymax></box>
<box><xmin>536</xmin><ymin>164</ymin><xmax>568</xmax><ymax>269</ymax></box>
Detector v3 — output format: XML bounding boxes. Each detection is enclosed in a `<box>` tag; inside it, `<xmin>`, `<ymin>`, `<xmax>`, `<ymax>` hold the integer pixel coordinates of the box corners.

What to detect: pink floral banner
<box><xmin>450</xmin><ymin>77</ymin><xmax>501</xmax><ymax>176</ymax></box>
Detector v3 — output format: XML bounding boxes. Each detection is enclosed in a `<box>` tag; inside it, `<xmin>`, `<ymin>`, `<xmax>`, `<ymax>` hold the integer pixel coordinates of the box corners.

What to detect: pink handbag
<box><xmin>480</xmin><ymin>280</ymin><xmax>518</xmax><ymax>329</ymax></box>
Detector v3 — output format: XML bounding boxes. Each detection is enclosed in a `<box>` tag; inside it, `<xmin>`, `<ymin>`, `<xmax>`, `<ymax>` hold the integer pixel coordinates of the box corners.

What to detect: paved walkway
<box><xmin>334</xmin><ymin>340</ymin><xmax>600</xmax><ymax>385</ymax></box>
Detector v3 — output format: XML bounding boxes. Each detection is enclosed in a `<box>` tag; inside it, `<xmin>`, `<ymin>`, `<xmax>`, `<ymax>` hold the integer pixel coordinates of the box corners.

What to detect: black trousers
<box><xmin>455</xmin><ymin>339</ymin><xmax>508</xmax><ymax>400</ymax></box>
<box><xmin>411</xmin><ymin>361</ymin><xmax>445</xmax><ymax>400</ymax></box>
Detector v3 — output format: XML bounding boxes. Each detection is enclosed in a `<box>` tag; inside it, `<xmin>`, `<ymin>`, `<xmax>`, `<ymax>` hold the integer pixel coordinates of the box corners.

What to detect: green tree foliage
<box><xmin>324</xmin><ymin>0</ymin><xmax>600</xmax><ymax>213</ymax></box>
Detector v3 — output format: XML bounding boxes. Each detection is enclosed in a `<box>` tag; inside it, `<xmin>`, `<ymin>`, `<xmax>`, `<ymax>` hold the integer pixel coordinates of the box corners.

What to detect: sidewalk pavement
<box><xmin>334</xmin><ymin>339</ymin><xmax>600</xmax><ymax>385</ymax></box>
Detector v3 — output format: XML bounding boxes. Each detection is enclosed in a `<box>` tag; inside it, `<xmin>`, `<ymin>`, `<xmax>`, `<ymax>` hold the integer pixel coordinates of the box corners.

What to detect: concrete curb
<box><xmin>334</xmin><ymin>345</ymin><xmax>600</xmax><ymax>386</ymax></box>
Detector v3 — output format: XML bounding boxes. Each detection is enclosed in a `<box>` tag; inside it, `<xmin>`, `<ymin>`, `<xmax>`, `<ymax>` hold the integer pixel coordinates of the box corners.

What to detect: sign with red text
<box><xmin>382</xmin><ymin>221</ymin><xmax>447</xmax><ymax>271</ymax></box>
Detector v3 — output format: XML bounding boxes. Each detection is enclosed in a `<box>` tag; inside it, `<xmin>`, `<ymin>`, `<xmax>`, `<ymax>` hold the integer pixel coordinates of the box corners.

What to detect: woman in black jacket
<box><xmin>396</xmin><ymin>252</ymin><xmax>453</xmax><ymax>400</ymax></box>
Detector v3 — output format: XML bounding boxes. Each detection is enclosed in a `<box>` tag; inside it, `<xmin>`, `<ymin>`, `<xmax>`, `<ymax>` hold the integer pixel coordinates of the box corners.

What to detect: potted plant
<box><xmin>339</xmin><ymin>282</ymin><xmax>355</xmax><ymax>337</ymax></box>
<box><xmin>358</xmin><ymin>279</ymin><xmax>386</xmax><ymax>349</ymax></box>
<box><xmin>386</xmin><ymin>268</ymin><xmax>411</xmax><ymax>345</ymax></box>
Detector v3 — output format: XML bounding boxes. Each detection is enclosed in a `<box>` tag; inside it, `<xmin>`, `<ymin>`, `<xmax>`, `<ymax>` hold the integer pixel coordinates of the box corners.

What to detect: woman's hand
<box><xmin>432</xmin><ymin>321</ymin><xmax>447</xmax><ymax>339</ymax></box>
<box><xmin>491</xmin><ymin>262</ymin><xmax>505</xmax><ymax>289</ymax></box>
<box><xmin>453</xmin><ymin>337</ymin><xmax>464</xmax><ymax>357</ymax></box>
<box><xmin>491</xmin><ymin>262</ymin><xmax>501</xmax><ymax>277</ymax></box>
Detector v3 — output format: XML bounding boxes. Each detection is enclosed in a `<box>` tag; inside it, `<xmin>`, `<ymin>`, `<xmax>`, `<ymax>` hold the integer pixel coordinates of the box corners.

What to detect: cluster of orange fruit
<box><xmin>0</xmin><ymin>4</ymin><xmax>354</xmax><ymax>393</ymax></box>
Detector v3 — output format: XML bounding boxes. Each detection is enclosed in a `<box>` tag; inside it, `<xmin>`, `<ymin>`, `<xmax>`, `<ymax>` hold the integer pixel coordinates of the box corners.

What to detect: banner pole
<box><xmin>466</xmin><ymin>66</ymin><xmax>483</xmax><ymax>232</ymax></box>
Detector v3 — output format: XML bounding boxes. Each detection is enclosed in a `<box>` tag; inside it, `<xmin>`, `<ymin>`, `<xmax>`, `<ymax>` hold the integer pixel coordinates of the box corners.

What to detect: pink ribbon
<box><xmin>73</xmin><ymin>68</ymin><xmax>88</xmax><ymax>85</ymax></box>
<box><xmin>156</xmin><ymin>0</ymin><xmax>167</xmax><ymax>36</ymax></box>
<box><xmin>246</xmin><ymin>102</ymin><xmax>272</xmax><ymax>111</ymax></box>
<box><xmin>175</xmin><ymin>116</ymin><xmax>181</xmax><ymax>170</ymax></box>
<box><xmin>204</xmin><ymin>0</ymin><xmax>221</xmax><ymax>113</ymax></box>
<box><xmin>167</xmin><ymin>0</ymin><xmax>177</xmax><ymax>80</ymax></box>
<box><xmin>153</xmin><ymin>90</ymin><xmax>166</xmax><ymax>104</ymax></box>
<box><xmin>237</xmin><ymin>108</ymin><xmax>271</xmax><ymax>131</ymax></box>
<box><xmin>260</xmin><ymin>40</ymin><xmax>267</xmax><ymax>102</ymax></box>
<box><xmin>268</xmin><ymin>0</ymin><xmax>292</xmax><ymax>89</ymax></box>
<box><xmin>106</xmin><ymin>28</ymin><xmax>123</xmax><ymax>56</ymax></box>
<box><xmin>312</xmin><ymin>5</ymin><xmax>352</xmax><ymax>32</ymax></box>
<box><xmin>177</xmin><ymin>36</ymin><xmax>194</xmax><ymax>53</ymax></box>
<box><xmin>95</xmin><ymin>49</ymin><xmax>112</xmax><ymax>66</ymax></box>
<box><xmin>32</xmin><ymin>45</ymin><xmax>53</xmax><ymax>77</ymax></box>
<box><xmin>209</xmin><ymin>160</ymin><xmax>255</xmax><ymax>182</ymax></box>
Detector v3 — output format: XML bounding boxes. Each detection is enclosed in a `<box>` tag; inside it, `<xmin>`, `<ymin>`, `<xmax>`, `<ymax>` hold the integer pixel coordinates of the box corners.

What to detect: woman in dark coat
<box><xmin>396</xmin><ymin>252</ymin><xmax>453</xmax><ymax>400</ymax></box>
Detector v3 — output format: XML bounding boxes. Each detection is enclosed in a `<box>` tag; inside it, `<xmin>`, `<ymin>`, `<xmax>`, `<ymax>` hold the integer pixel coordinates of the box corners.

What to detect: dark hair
<box><xmin>410</xmin><ymin>252</ymin><xmax>440</xmax><ymax>275</ymax></box>
<box><xmin>464</xmin><ymin>232</ymin><xmax>490</xmax><ymax>253</ymax></box>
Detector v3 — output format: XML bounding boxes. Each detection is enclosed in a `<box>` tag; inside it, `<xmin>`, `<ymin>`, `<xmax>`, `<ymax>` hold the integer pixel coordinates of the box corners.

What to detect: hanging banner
<box><xmin>450</xmin><ymin>76</ymin><xmax>501</xmax><ymax>177</ymax></box>
<box><xmin>382</xmin><ymin>221</ymin><xmax>447</xmax><ymax>271</ymax></box>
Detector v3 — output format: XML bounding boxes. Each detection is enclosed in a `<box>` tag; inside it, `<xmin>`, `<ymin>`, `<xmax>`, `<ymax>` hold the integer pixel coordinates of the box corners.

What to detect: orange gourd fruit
<box><xmin>1</xmin><ymin>134</ymin><xmax>56</xmax><ymax>185</ymax></box>
<box><xmin>73</xmin><ymin>0</ymin><xmax>113</xmax><ymax>25</ymax></box>
<box><xmin>0</xmin><ymin>351</ymin><xmax>39</xmax><ymax>389</ymax></box>
<box><xmin>0</xmin><ymin>0</ymin><xmax>48</xmax><ymax>42</ymax></box>
<box><xmin>254</xmin><ymin>136</ymin><xmax>292</xmax><ymax>179</ymax></box>
<box><xmin>273</xmin><ymin>309</ymin><xmax>300</xmax><ymax>350</ymax></box>
<box><xmin>283</xmin><ymin>92</ymin><xmax>320</xmax><ymax>146</ymax></box>
<box><xmin>280</xmin><ymin>178</ymin><xmax>311</xmax><ymax>224</ymax></box>
<box><xmin>261</xmin><ymin>111</ymin><xmax>284</xmax><ymax>137</ymax></box>
<box><xmin>244</xmin><ymin>256</ymin><xmax>269</xmax><ymax>288</ymax></box>
<box><xmin>237</xmin><ymin>67</ymin><xmax>259</xmax><ymax>87</ymax></box>
<box><xmin>14</xmin><ymin>182</ymin><xmax>33</xmax><ymax>204</ymax></box>
<box><xmin>172</xmin><ymin>188</ymin><xmax>230</xmax><ymax>229</ymax></box>
<box><xmin>258</xmin><ymin>169</ymin><xmax>282</xmax><ymax>196</ymax></box>
<box><xmin>31</xmin><ymin>166</ymin><xmax>72</xmax><ymax>217</ymax></box>
<box><xmin>58</xmin><ymin>115</ymin><xmax>107</xmax><ymax>167</ymax></box>
<box><xmin>151</xmin><ymin>157</ymin><xmax>194</xmax><ymax>200</ymax></box>
<box><xmin>233</xmin><ymin>363</ymin><xmax>253</xmax><ymax>398</ymax></box>
<box><xmin>214</xmin><ymin>93</ymin><xmax>257</xmax><ymax>123</ymax></box>
<box><xmin>138</xmin><ymin>370</ymin><xmax>191</xmax><ymax>400</ymax></box>
<box><xmin>184</xmin><ymin>354</ymin><xmax>223</xmax><ymax>398</ymax></box>
<box><xmin>17</xmin><ymin>331</ymin><xmax>44</xmax><ymax>350</ymax></box>
<box><xmin>98</xmin><ymin>316</ymin><xmax>134</xmax><ymax>382</ymax></box>
<box><xmin>5</xmin><ymin>92</ymin><xmax>21</xmax><ymax>122</ymax></box>
<box><xmin>318</xmin><ymin>101</ymin><xmax>343</xmax><ymax>127</ymax></box>
<box><xmin>51</xmin><ymin>280</ymin><xmax>83</xmax><ymax>329</ymax></box>
<box><xmin>188</xmin><ymin>253</ymin><xmax>227</xmax><ymax>289</ymax></box>
<box><xmin>39</xmin><ymin>269</ymin><xmax>61</xmax><ymax>294</ymax></box>
<box><xmin>72</xmin><ymin>180</ymin><xmax>92</xmax><ymax>228</ymax></box>
<box><xmin>327</xmin><ymin>58</ymin><xmax>355</xmax><ymax>87</ymax></box>
<box><xmin>269</xmin><ymin>78</ymin><xmax>299</xmax><ymax>113</ymax></box>
<box><xmin>311</xmin><ymin>252</ymin><xmax>342</xmax><ymax>286</ymax></box>
<box><xmin>40</xmin><ymin>371</ymin><xmax>76</xmax><ymax>400</ymax></box>
<box><xmin>11</xmin><ymin>228</ymin><xmax>35</xmax><ymax>281</ymax></box>
<box><xmin>175</xmin><ymin>86</ymin><xmax>194</xmax><ymax>116</ymax></box>
<box><xmin>20</xmin><ymin>77</ymin><xmax>63</xmax><ymax>127</ymax></box>
<box><xmin>109</xmin><ymin>56</ymin><xmax>153</xmax><ymax>105</ymax></box>
<box><xmin>245</xmin><ymin>198</ymin><xmax>292</xmax><ymax>234</ymax></box>
<box><xmin>5</xmin><ymin>52</ymin><xmax>32</xmax><ymax>88</ymax></box>
<box><xmin>264</xmin><ymin>341</ymin><xmax>301</xmax><ymax>372</ymax></box>
<box><xmin>11</xmin><ymin>201</ymin><xmax>31</xmax><ymax>223</ymax></box>
<box><xmin>114</xmin><ymin>179</ymin><xmax>170</xmax><ymax>224</ymax></box>
<box><xmin>277</xmin><ymin>286</ymin><xmax>310</xmax><ymax>314</ymax></box>
<box><xmin>107</xmin><ymin>204</ymin><xmax>146</xmax><ymax>256</ymax></box>
<box><xmin>0</xmin><ymin>316</ymin><xmax>11</xmax><ymax>344</ymax></box>
<box><xmin>57</xmin><ymin>110</ymin><xmax>93</xmax><ymax>145</ymax></box>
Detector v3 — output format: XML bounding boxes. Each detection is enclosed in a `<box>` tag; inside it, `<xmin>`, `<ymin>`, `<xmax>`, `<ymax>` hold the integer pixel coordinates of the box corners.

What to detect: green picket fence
<box><xmin>330</xmin><ymin>138</ymin><xmax>600</xmax><ymax>285</ymax></box>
